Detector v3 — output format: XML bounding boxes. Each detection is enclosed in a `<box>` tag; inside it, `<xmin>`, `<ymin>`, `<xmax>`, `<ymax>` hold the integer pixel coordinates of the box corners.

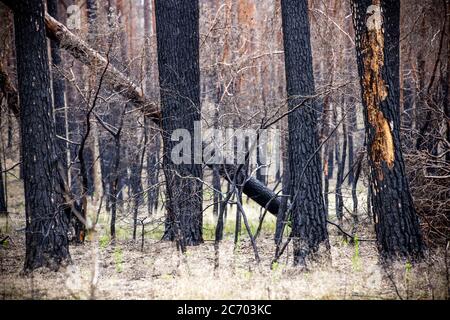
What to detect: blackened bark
<box><xmin>347</xmin><ymin>97</ymin><xmax>357</xmax><ymax>186</ymax></box>
<box><xmin>86</xmin><ymin>0</ymin><xmax>97</xmax><ymax>36</ymax></box>
<box><xmin>327</xmin><ymin>141</ymin><xmax>334</xmax><ymax>180</ymax></box>
<box><xmin>445</xmin><ymin>8</ymin><xmax>450</xmax><ymax>163</ymax></box>
<box><xmin>146</xmin><ymin>132</ymin><xmax>160</xmax><ymax>215</ymax></box>
<box><xmin>14</xmin><ymin>0</ymin><xmax>70</xmax><ymax>271</ymax></box>
<box><xmin>47</xmin><ymin>0</ymin><xmax>68</xmax><ymax>180</ymax></box>
<box><xmin>335</xmin><ymin>105</ymin><xmax>347</xmax><ymax>223</ymax></box>
<box><xmin>321</xmin><ymin>93</ymin><xmax>332</xmax><ymax>216</ymax></box>
<box><xmin>0</xmin><ymin>155</ymin><xmax>6</xmax><ymax>214</ymax></box>
<box><xmin>351</xmin><ymin>0</ymin><xmax>424</xmax><ymax>260</ymax></box>
<box><xmin>281</xmin><ymin>0</ymin><xmax>329</xmax><ymax>265</ymax></box>
<box><xmin>155</xmin><ymin>0</ymin><xmax>203</xmax><ymax>247</ymax></box>
<box><xmin>99</xmin><ymin>113</ymin><xmax>114</xmax><ymax>212</ymax></box>
<box><xmin>109</xmin><ymin>115</ymin><xmax>124</xmax><ymax>240</ymax></box>
<box><xmin>144</xmin><ymin>0</ymin><xmax>160</xmax><ymax>216</ymax></box>
<box><xmin>212</xmin><ymin>104</ymin><xmax>221</xmax><ymax>217</ymax></box>
<box><xmin>274</xmin><ymin>139</ymin><xmax>289</xmax><ymax>245</ymax></box>
<box><xmin>212</xmin><ymin>165</ymin><xmax>221</xmax><ymax>217</ymax></box>
<box><xmin>351</xmin><ymin>152</ymin><xmax>363</xmax><ymax>227</ymax></box>
<box><xmin>131</xmin><ymin>152</ymin><xmax>144</xmax><ymax>240</ymax></box>
<box><xmin>110</xmin><ymin>133</ymin><xmax>121</xmax><ymax>241</ymax></box>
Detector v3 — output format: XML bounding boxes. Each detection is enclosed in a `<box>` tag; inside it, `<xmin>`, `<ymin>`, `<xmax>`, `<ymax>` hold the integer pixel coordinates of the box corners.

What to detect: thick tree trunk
<box><xmin>155</xmin><ymin>0</ymin><xmax>203</xmax><ymax>247</ymax></box>
<box><xmin>281</xmin><ymin>0</ymin><xmax>329</xmax><ymax>265</ymax></box>
<box><xmin>13</xmin><ymin>0</ymin><xmax>70</xmax><ymax>271</ymax></box>
<box><xmin>351</xmin><ymin>0</ymin><xmax>424</xmax><ymax>260</ymax></box>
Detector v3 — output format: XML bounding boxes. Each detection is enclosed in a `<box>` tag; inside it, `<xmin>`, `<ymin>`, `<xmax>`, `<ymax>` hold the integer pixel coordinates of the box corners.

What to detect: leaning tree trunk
<box><xmin>351</xmin><ymin>0</ymin><xmax>424</xmax><ymax>260</ymax></box>
<box><xmin>155</xmin><ymin>0</ymin><xmax>203</xmax><ymax>247</ymax></box>
<box><xmin>281</xmin><ymin>0</ymin><xmax>329</xmax><ymax>266</ymax></box>
<box><xmin>13</xmin><ymin>0</ymin><xmax>70</xmax><ymax>271</ymax></box>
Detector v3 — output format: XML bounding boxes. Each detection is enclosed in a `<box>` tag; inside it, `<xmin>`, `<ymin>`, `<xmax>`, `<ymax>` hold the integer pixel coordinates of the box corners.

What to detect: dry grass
<box><xmin>0</xmin><ymin>173</ymin><xmax>448</xmax><ymax>300</ymax></box>
<box><xmin>1</xmin><ymin>212</ymin><xmax>448</xmax><ymax>300</ymax></box>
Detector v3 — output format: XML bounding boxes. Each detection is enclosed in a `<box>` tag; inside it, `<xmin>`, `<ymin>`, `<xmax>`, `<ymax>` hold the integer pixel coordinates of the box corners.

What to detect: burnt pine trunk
<box><xmin>131</xmin><ymin>148</ymin><xmax>145</xmax><ymax>240</ymax></box>
<box><xmin>351</xmin><ymin>0</ymin><xmax>424</xmax><ymax>259</ymax></box>
<box><xmin>281</xmin><ymin>0</ymin><xmax>329</xmax><ymax>265</ymax></box>
<box><xmin>13</xmin><ymin>0</ymin><xmax>70</xmax><ymax>271</ymax></box>
<box><xmin>0</xmin><ymin>155</ymin><xmax>6</xmax><ymax>214</ymax></box>
<box><xmin>212</xmin><ymin>104</ymin><xmax>222</xmax><ymax>217</ymax></box>
<box><xmin>347</xmin><ymin>96</ymin><xmax>357</xmax><ymax>186</ymax></box>
<box><xmin>155</xmin><ymin>0</ymin><xmax>203</xmax><ymax>247</ymax></box>
<box><xmin>146</xmin><ymin>131</ymin><xmax>160</xmax><ymax>215</ymax></box>
<box><xmin>143</xmin><ymin>0</ymin><xmax>160</xmax><ymax>216</ymax></box>
<box><xmin>47</xmin><ymin>0</ymin><xmax>68</xmax><ymax>180</ymax></box>
<box><xmin>321</xmin><ymin>93</ymin><xmax>332</xmax><ymax>216</ymax></box>
<box><xmin>335</xmin><ymin>104</ymin><xmax>347</xmax><ymax>224</ymax></box>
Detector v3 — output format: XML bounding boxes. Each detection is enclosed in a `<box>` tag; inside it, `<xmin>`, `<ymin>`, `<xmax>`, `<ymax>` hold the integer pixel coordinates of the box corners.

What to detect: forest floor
<box><xmin>0</xmin><ymin>175</ymin><xmax>448</xmax><ymax>300</ymax></box>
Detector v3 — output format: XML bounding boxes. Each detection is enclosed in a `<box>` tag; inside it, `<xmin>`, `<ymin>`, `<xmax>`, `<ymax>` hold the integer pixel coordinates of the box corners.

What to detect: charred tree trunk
<box><xmin>143</xmin><ymin>0</ymin><xmax>160</xmax><ymax>216</ymax></box>
<box><xmin>321</xmin><ymin>93</ymin><xmax>332</xmax><ymax>216</ymax></box>
<box><xmin>351</xmin><ymin>0</ymin><xmax>424</xmax><ymax>260</ymax></box>
<box><xmin>146</xmin><ymin>130</ymin><xmax>160</xmax><ymax>215</ymax></box>
<box><xmin>155</xmin><ymin>0</ymin><xmax>203</xmax><ymax>247</ymax></box>
<box><xmin>13</xmin><ymin>0</ymin><xmax>70</xmax><ymax>271</ymax></box>
<box><xmin>212</xmin><ymin>102</ymin><xmax>222</xmax><ymax>217</ymax></box>
<box><xmin>47</xmin><ymin>0</ymin><xmax>68</xmax><ymax>181</ymax></box>
<box><xmin>281</xmin><ymin>0</ymin><xmax>329</xmax><ymax>265</ymax></box>
<box><xmin>0</xmin><ymin>152</ymin><xmax>6</xmax><ymax>215</ymax></box>
<box><xmin>445</xmin><ymin>6</ymin><xmax>450</xmax><ymax>164</ymax></box>
<box><xmin>131</xmin><ymin>143</ymin><xmax>145</xmax><ymax>240</ymax></box>
<box><xmin>347</xmin><ymin>97</ymin><xmax>357</xmax><ymax>186</ymax></box>
<box><xmin>335</xmin><ymin>104</ymin><xmax>347</xmax><ymax>224</ymax></box>
<box><xmin>274</xmin><ymin>131</ymin><xmax>289</xmax><ymax>245</ymax></box>
<box><xmin>108</xmin><ymin>113</ymin><xmax>124</xmax><ymax>241</ymax></box>
<box><xmin>212</xmin><ymin>164</ymin><xmax>221</xmax><ymax>217</ymax></box>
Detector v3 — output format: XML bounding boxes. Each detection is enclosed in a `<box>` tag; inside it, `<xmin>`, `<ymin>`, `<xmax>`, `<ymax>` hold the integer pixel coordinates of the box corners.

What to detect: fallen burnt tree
<box><xmin>0</xmin><ymin>3</ymin><xmax>282</xmax><ymax>217</ymax></box>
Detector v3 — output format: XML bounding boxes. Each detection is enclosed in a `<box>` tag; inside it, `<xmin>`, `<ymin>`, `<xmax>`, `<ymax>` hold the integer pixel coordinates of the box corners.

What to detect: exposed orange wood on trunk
<box><xmin>362</xmin><ymin>1</ymin><xmax>394</xmax><ymax>179</ymax></box>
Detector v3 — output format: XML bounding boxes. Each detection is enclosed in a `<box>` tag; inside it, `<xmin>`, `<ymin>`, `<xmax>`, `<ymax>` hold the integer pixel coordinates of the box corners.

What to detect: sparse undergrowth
<box><xmin>1</xmin><ymin>210</ymin><xmax>448</xmax><ymax>300</ymax></box>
